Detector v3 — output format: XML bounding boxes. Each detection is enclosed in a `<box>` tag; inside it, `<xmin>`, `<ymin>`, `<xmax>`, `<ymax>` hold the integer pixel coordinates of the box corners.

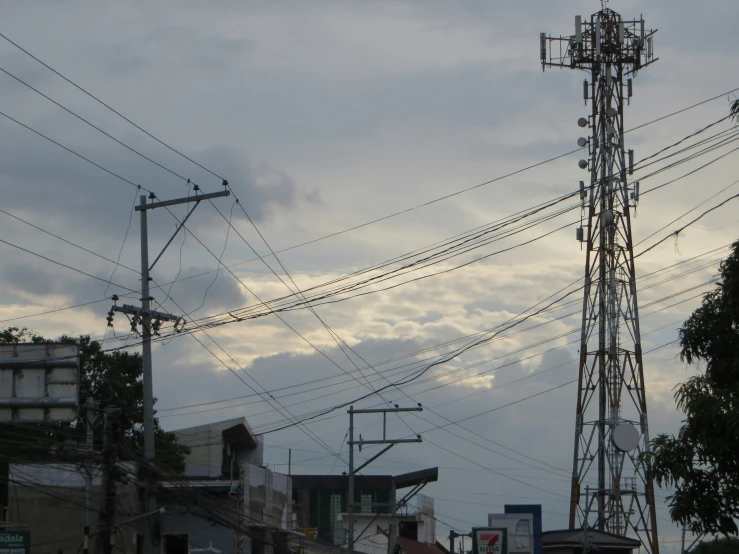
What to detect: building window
<box><xmin>516</xmin><ymin>519</ymin><xmax>530</xmax><ymax>536</ymax></box>
<box><xmin>330</xmin><ymin>493</ymin><xmax>342</xmax><ymax>530</ymax></box>
<box><xmin>360</xmin><ymin>493</ymin><xmax>373</xmax><ymax>514</ymax></box>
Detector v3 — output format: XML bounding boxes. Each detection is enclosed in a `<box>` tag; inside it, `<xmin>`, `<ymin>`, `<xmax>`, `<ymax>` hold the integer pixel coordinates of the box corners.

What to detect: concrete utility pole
<box><xmin>83</xmin><ymin>399</ymin><xmax>98</xmax><ymax>554</ymax></box>
<box><xmin>109</xmin><ymin>187</ymin><xmax>230</xmax><ymax>553</ymax></box>
<box><xmin>346</xmin><ymin>405</ymin><xmax>423</xmax><ymax>550</ymax></box>
<box><xmin>99</xmin><ymin>407</ymin><xmax>120</xmax><ymax>554</ymax></box>
<box><xmin>386</xmin><ymin>523</ymin><xmax>397</xmax><ymax>554</ymax></box>
<box><xmin>542</xmin><ymin>8</ymin><xmax>659</xmax><ymax>553</ymax></box>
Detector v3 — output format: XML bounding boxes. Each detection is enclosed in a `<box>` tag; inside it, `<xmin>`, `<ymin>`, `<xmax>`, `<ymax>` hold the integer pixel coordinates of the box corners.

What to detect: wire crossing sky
<box><xmin>1</xmin><ymin>2</ymin><xmax>738</xmax><ymax>551</ymax></box>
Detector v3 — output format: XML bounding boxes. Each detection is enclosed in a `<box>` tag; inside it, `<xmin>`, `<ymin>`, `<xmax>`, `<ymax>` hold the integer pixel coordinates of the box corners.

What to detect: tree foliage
<box><xmin>693</xmin><ymin>538</ymin><xmax>739</xmax><ymax>554</ymax></box>
<box><xmin>642</xmin><ymin>241</ymin><xmax>739</xmax><ymax>537</ymax></box>
<box><xmin>0</xmin><ymin>327</ymin><xmax>190</xmax><ymax>474</ymax></box>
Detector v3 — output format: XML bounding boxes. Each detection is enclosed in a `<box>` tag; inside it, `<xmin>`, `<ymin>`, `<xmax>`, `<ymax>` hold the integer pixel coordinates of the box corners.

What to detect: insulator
<box><xmin>111</xmin><ymin>295</ymin><xmax>119</xmax><ymax>302</ymax></box>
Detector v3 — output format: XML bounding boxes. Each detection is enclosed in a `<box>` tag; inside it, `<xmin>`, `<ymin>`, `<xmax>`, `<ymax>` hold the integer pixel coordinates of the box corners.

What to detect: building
<box><xmin>174</xmin><ymin>417</ymin><xmax>264</xmax><ymax>478</ymax></box>
<box><xmin>541</xmin><ymin>529</ymin><xmax>640</xmax><ymax>554</ymax></box>
<box><xmin>161</xmin><ymin>418</ymin><xmax>293</xmax><ymax>554</ymax></box>
<box><xmin>292</xmin><ymin>467</ymin><xmax>438</xmax><ymax>545</ymax></box>
<box><xmin>487</xmin><ymin>504</ymin><xmax>542</xmax><ymax>554</ymax></box>
<box><xmin>348</xmin><ymin>494</ymin><xmax>448</xmax><ymax>554</ymax></box>
<box><xmin>4</xmin><ymin>417</ymin><xmax>295</xmax><ymax>554</ymax></box>
<box><xmin>5</xmin><ymin>463</ymin><xmax>138</xmax><ymax>553</ymax></box>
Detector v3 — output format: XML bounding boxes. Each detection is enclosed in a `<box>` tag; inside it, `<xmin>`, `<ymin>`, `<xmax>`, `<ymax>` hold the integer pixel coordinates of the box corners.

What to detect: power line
<box><xmin>0</xmin><ymin>31</ymin><xmax>222</xmax><ymax>182</ymax></box>
<box><xmin>0</xmin><ymin>237</ymin><xmax>138</xmax><ymax>294</ymax></box>
<box><xmin>0</xmin><ymin>109</ymin><xmax>145</xmax><ymax>192</ymax></box>
<box><xmin>2</xmin><ymin>31</ymin><xmax>736</xmax><ymax>255</ymax></box>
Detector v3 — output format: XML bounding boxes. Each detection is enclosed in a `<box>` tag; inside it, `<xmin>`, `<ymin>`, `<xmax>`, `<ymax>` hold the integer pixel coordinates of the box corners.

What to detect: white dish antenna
<box><xmin>612</xmin><ymin>423</ymin><xmax>640</xmax><ymax>452</ymax></box>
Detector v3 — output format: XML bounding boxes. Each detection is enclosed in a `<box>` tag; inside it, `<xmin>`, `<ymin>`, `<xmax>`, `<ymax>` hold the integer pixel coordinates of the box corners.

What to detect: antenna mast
<box><xmin>541</xmin><ymin>8</ymin><xmax>659</xmax><ymax>553</ymax></box>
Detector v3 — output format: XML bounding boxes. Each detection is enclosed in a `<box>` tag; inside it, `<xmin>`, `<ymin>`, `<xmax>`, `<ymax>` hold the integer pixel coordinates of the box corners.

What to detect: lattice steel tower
<box><xmin>541</xmin><ymin>6</ymin><xmax>659</xmax><ymax>553</ymax></box>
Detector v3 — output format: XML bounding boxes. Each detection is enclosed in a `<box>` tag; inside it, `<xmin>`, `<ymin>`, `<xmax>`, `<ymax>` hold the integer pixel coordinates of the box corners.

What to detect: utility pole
<box><xmin>108</xmin><ymin>186</ymin><xmax>230</xmax><ymax>553</ymax></box>
<box><xmin>386</xmin><ymin>523</ymin><xmax>397</xmax><ymax>554</ymax></box>
<box><xmin>98</xmin><ymin>407</ymin><xmax>120</xmax><ymax>554</ymax></box>
<box><xmin>346</xmin><ymin>405</ymin><xmax>423</xmax><ymax>550</ymax></box>
<box><xmin>83</xmin><ymin>399</ymin><xmax>98</xmax><ymax>554</ymax></box>
<box><xmin>542</xmin><ymin>7</ymin><xmax>659</xmax><ymax>553</ymax></box>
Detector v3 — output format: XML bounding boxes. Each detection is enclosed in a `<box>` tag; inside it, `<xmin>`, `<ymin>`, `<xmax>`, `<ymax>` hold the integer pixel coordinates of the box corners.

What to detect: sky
<box><xmin>1</xmin><ymin>1</ymin><xmax>738</xmax><ymax>552</ymax></box>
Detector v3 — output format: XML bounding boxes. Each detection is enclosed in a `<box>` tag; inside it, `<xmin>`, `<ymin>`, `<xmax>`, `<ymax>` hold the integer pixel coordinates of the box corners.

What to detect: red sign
<box><xmin>480</xmin><ymin>533</ymin><xmax>500</xmax><ymax>546</ymax></box>
<box><xmin>473</xmin><ymin>528</ymin><xmax>507</xmax><ymax>554</ymax></box>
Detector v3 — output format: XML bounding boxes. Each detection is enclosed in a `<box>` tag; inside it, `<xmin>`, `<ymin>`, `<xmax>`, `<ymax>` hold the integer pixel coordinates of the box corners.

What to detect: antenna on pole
<box><xmin>541</xmin><ymin>6</ymin><xmax>660</xmax><ymax>554</ymax></box>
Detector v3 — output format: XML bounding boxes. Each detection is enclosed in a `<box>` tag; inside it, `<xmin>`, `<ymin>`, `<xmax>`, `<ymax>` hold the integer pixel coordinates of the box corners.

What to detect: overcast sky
<box><xmin>1</xmin><ymin>1</ymin><xmax>738</xmax><ymax>551</ymax></box>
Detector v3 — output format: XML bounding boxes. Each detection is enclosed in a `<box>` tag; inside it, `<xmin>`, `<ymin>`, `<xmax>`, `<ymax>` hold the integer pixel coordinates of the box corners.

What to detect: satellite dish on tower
<box><xmin>612</xmin><ymin>423</ymin><xmax>640</xmax><ymax>452</ymax></box>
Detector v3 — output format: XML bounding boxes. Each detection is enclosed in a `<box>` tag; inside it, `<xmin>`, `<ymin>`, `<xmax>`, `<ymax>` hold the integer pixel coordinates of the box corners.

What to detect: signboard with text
<box><xmin>472</xmin><ymin>528</ymin><xmax>507</xmax><ymax>554</ymax></box>
<box><xmin>0</xmin><ymin>532</ymin><xmax>30</xmax><ymax>554</ymax></box>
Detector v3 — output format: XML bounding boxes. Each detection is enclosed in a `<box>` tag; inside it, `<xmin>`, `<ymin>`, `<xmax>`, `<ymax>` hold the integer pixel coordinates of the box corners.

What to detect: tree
<box><xmin>693</xmin><ymin>538</ymin><xmax>739</xmax><ymax>554</ymax></box>
<box><xmin>642</xmin><ymin>241</ymin><xmax>739</xmax><ymax>537</ymax></box>
<box><xmin>0</xmin><ymin>327</ymin><xmax>190</xmax><ymax>474</ymax></box>
<box><xmin>732</xmin><ymin>99</ymin><xmax>739</xmax><ymax>122</ymax></box>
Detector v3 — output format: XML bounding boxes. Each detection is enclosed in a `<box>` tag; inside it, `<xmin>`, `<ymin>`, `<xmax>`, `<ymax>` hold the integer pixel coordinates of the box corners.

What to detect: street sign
<box><xmin>0</xmin><ymin>531</ymin><xmax>30</xmax><ymax>554</ymax></box>
<box><xmin>0</xmin><ymin>343</ymin><xmax>80</xmax><ymax>423</ymax></box>
<box><xmin>472</xmin><ymin>528</ymin><xmax>507</xmax><ymax>554</ymax></box>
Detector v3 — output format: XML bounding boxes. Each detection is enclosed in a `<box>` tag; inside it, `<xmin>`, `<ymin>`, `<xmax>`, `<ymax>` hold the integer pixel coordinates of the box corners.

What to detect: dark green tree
<box><xmin>0</xmin><ymin>327</ymin><xmax>190</xmax><ymax>474</ymax></box>
<box><xmin>731</xmin><ymin>99</ymin><xmax>739</xmax><ymax>122</ymax></box>
<box><xmin>642</xmin><ymin>241</ymin><xmax>739</xmax><ymax>537</ymax></box>
<box><xmin>693</xmin><ymin>538</ymin><xmax>739</xmax><ymax>554</ymax></box>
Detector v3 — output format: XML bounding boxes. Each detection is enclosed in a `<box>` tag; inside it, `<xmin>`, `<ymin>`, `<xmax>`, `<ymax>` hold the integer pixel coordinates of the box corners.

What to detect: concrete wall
<box><xmin>161</xmin><ymin>502</ymin><xmax>238</xmax><ymax>554</ymax></box>
<box><xmin>8</xmin><ymin>464</ymin><xmax>138</xmax><ymax>554</ymax></box>
<box><xmin>239</xmin><ymin>464</ymin><xmax>292</xmax><ymax>554</ymax></box>
<box><xmin>175</xmin><ymin>418</ymin><xmax>262</xmax><ymax>478</ymax></box>
<box><xmin>242</xmin><ymin>464</ymin><xmax>291</xmax><ymax>529</ymax></box>
<box><xmin>348</xmin><ymin>514</ymin><xmax>431</xmax><ymax>554</ymax></box>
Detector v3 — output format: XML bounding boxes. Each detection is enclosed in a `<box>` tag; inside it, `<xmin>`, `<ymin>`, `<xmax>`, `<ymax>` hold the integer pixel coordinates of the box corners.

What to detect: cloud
<box><xmin>2</xmin><ymin>1</ymin><xmax>737</xmax><ymax>548</ymax></box>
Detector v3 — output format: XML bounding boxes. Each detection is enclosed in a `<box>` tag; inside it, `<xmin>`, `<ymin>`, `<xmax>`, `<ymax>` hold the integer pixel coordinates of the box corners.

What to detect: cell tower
<box><xmin>541</xmin><ymin>6</ymin><xmax>660</xmax><ymax>553</ymax></box>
